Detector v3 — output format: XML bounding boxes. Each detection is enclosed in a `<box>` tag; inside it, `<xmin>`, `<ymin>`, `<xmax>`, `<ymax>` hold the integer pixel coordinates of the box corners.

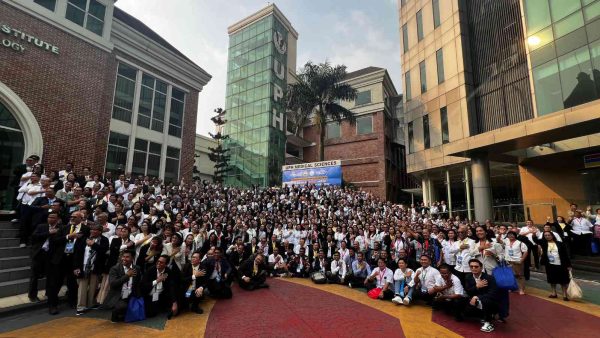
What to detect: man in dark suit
<box><xmin>311</xmin><ymin>249</ymin><xmax>329</xmax><ymax>273</ymax></box>
<box><xmin>181</xmin><ymin>252</ymin><xmax>207</xmax><ymax>314</ymax></box>
<box><xmin>238</xmin><ymin>253</ymin><xmax>269</xmax><ymax>290</ymax></box>
<box><xmin>30</xmin><ymin>189</ymin><xmax>60</xmax><ymax>229</ymax></box>
<box><xmin>141</xmin><ymin>255</ymin><xmax>178</xmax><ymax>319</ymax></box>
<box><xmin>73</xmin><ymin>223</ymin><xmax>109</xmax><ymax>315</ymax></box>
<box><xmin>61</xmin><ymin>211</ymin><xmax>89</xmax><ymax>308</ymax></box>
<box><xmin>29</xmin><ymin>212</ymin><xmax>66</xmax><ymax>314</ymax></box>
<box><xmin>103</xmin><ymin>250</ymin><xmax>142</xmax><ymax>322</ymax></box>
<box><xmin>203</xmin><ymin>247</ymin><xmax>233</xmax><ymax>299</ymax></box>
<box><xmin>465</xmin><ymin>259</ymin><xmax>500</xmax><ymax>333</ymax></box>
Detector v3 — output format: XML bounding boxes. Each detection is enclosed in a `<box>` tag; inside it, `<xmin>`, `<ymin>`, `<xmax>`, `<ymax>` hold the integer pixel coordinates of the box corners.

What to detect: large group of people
<box><xmin>10</xmin><ymin>155</ymin><xmax>600</xmax><ymax>333</ymax></box>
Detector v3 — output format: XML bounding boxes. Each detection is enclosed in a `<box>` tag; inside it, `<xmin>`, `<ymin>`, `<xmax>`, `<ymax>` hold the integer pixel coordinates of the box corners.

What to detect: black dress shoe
<box><xmin>258</xmin><ymin>283</ymin><xmax>269</xmax><ymax>289</ymax></box>
<box><xmin>29</xmin><ymin>296</ymin><xmax>41</xmax><ymax>303</ymax></box>
<box><xmin>49</xmin><ymin>307</ymin><xmax>59</xmax><ymax>315</ymax></box>
<box><xmin>194</xmin><ymin>307</ymin><xmax>204</xmax><ymax>314</ymax></box>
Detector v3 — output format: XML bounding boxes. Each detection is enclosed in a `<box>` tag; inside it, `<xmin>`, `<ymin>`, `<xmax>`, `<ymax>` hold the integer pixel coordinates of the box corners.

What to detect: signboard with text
<box><xmin>282</xmin><ymin>160</ymin><xmax>342</xmax><ymax>186</ymax></box>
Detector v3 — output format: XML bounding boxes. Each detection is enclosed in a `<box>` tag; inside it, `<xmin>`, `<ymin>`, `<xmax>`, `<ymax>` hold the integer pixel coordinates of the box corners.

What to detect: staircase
<box><xmin>0</xmin><ymin>214</ymin><xmax>43</xmax><ymax>299</ymax></box>
<box><xmin>572</xmin><ymin>256</ymin><xmax>600</xmax><ymax>274</ymax></box>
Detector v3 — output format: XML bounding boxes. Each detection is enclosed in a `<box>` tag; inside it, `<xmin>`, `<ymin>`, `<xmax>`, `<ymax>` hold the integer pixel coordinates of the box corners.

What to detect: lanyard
<box><xmin>378</xmin><ymin>268</ymin><xmax>387</xmax><ymax>283</ymax></box>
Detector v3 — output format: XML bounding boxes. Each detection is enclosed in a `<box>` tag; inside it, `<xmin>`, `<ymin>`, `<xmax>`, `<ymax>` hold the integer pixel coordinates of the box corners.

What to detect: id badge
<box><xmin>508</xmin><ymin>249</ymin><xmax>514</xmax><ymax>257</ymax></box>
<box><xmin>457</xmin><ymin>256</ymin><xmax>463</xmax><ymax>265</ymax></box>
<box><xmin>65</xmin><ymin>241</ymin><xmax>75</xmax><ymax>254</ymax></box>
<box><xmin>548</xmin><ymin>255</ymin><xmax>556</xmax><ymax>264</ymax></box>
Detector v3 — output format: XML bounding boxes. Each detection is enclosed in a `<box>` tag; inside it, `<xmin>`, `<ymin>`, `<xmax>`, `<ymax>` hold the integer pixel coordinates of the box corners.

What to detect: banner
<box><xmin>282</xmin><ymin>160</ymin><xmax>342</xmax><ymax>186</ymax></box>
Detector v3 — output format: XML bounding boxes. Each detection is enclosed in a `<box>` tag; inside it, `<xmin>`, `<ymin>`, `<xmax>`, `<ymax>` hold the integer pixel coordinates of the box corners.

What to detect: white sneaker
<box><xmin>19</xmin><ymin>243</ymin><xmax>26</xmax><ymax>248</ymax></box>
<box><xmin>480</xmin><ymin>322</ymin><xmax>494</xmax><ymax>333</ymax></box>
<box><xmin>391</xmin><ymin>296</ymin><xmax>403</xmax><ymax>305</ymax></box>
<box><xmin>403</xmin><ymin>297</ymin><xmax>410</xmax><ymax>305</ymax></box>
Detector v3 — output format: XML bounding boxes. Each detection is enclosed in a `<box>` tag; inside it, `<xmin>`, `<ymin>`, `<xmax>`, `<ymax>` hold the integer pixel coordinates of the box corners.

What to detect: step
<box><xmin>0</xmin><ymin>246</ymin><xmax>30</xmax><ymax>258</ymax></box>
<box><xmin>573</xmin><ymin>264</ymin><xmax>600</xmax><ymax>274</ymax></box>
<box><xmin>0</xmin><ymin>238</ymin><xmax>20</xmax><ymax>247</ymax></box>
<box><xmin>0</xmin><ymin>278</ymin><xmax>45</xmax><ymax>298</ymax></box>
<box><xmin>0</xmin><ymin>267</ymin><xmax>30</xmax><ymax>283</ymax></box>
<box><xmin>0</xmin><ymin>228</ymin><xmax>19</xmax><ymax>238</ymax></box>
<box><xmin>0</xmin><ymin>256</ymin><xmax>30</xmax><ymax>270</ymax></box>
<box><xmin>571</xmin><ymin>259</ymin><xmax>600</xmax><ymax>268</ymax></box>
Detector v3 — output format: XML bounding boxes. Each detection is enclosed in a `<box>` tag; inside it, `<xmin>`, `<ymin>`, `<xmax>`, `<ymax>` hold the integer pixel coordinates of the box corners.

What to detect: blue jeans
<box><xmin>394</xmin><ymin>280</ymin><xmax>414</xmax><ymax>299</ymax></box>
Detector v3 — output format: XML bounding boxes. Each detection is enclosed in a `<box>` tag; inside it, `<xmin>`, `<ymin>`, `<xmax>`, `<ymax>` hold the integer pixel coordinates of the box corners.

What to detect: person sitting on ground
<box><xmin>431</xmin><ymin>264</ymin><xmax>467</xmax><ymax>321</ymax></box>
<box><xmin>103</xmin><ymin>250</ymin><xmax>142</xmax><ymax>322</ymax></box>
<box><xmin>141</xmin><ymin>255</ymin><xmax>178</xmax><ymax>319</ymax></box>
<box><xmin>464</xmin><ymin>259</ymin><xmax>499</xmax><ymax>333</ymax></box>
<box><xmin>181</xmin><ymin>252</ymin><xmax>207</xmax><ymax>314</ymax></box>
<box><xmin>365</xmin><ymin>257</ymin><xmax>394</xmax><ymax>300</ymax></box>
<box><xmin>412</xmin><ymin>255</ymin><xmax>441</xmax><ymax>305</ymax></box>
<box><xmin>204</xmin><ymin>247</ymin><xmax>233</xmax><ymax>299</ymax></box>
<box><xmin>238</xmin><ymin>253</ymin><xmax>269</xmax><ymax>290</ymax></box>
<box><xmin>288</xmin><ymin>247</ymin><xmax>310</xmax><ymax>278</ymax></box>
<box><xmin>391</xmin><ymin>257</ymin><xmax>414</xmax><ymax>306</ymax></box>
<box><xmin>268</xmin><ymin>247</ymin><xmax>288</xmax><ymax>276</ymax></box>
<box><xmin>326</xmin><ymin>251</ymin><xmax>348</xmax><ymax>284</ymax></box>
<box><xmin>349</xmin><ymin>251</ymin><xmax>371</xmax><ymax>288</ymax></box>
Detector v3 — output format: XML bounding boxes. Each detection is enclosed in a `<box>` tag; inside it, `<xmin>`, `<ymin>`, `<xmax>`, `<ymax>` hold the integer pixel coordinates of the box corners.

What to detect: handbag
<box><xmin>311</xmin><ymin>272</ymin><xmax>326</xmax><ymax>284</ymax></box>
<box><xmin>567</xmin><ymin>271</ymin><xmax>583</xmax><ymax>300</ymax></box>
<box><xmin>367</xmin><ymin>287</ymin><xmax>382</xmax><ymax>299</ymax></box>
<box><xmin>124</xmin><ymin>296</ymin><xmax>146</xmax><ymax>323</ymax></box>
<box><xmin>492</xmin><ymin>260</ymin><xmax>518</xmax><ymax>291</ymax></box>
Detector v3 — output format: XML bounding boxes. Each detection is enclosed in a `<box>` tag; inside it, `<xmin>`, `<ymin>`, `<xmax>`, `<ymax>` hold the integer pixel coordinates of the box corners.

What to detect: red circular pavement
<box><xmin>205</xmin><ymin>279</ymin><xmax>405</xmax><ymax>337</ymax></box>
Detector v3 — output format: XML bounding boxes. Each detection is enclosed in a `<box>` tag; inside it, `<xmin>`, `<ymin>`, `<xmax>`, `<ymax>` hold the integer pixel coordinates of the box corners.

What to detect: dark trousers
<box><xmin>206</xmin><ymin>279</ymin><xmax>232</xmax><ymax>299</ymax></box>
<box><xmin>239</xmin><ymin>273</ymin><xmax>267</xmax><ymax>291</ymax></box>
<box><xmin>433</xmin><ymin>297</ymin><xmax>467</xmax><ymax>320</ymax></box>
<box><xmin>112</xmin><ymin>298</ymin><xmax>129</xmax><ymax>322</ymax></box>
<box><xmin>414</xmin><ymin>289</ymin><xmax>435</xmax><ymax>304</ymax></box>
<box><xmin>465</xmin><ymin>298</ymin><xmax>498</xmax><ymax>322</ymax></box>
<box><xmin>572</xmin><ymin>233</ymin><xmax>593</xmax><ymax>256</ymax></box>
<box><xmin>29</xmin><ymin>252</ymin><xmax>46</xmax><ymax>298</ymax></box>
<box><xmin>498</xmin><ymin>288</ymin><xmax>510</xmax><ymax>319</ymax></box>
<box><xmin>60</xmin><ymin>254</ymin><xmax>78</xmax><ymax>307</ymax></box>
<box><xmin>348</xmin><ymin>275</ymin><xmax>367</xmax><ymax>288</ymax></box>
<box><xmin>46</xmin><ymin>262</ymin><xmax>62</xmax><ymax>307</ymax></box>
<box><xmin>325</xmin><ymin>271</ymin><xmax>345</xmax><ymax>284</ymax></box>
<box><xmin>145</xmin><ymin>294</ymin><xmax>170</xmax><ymax>318</ymax></box>
<box><xmin>19</xmin><ymin>204</ymin><xmax>33</xmax><ymax>244</ymax></box>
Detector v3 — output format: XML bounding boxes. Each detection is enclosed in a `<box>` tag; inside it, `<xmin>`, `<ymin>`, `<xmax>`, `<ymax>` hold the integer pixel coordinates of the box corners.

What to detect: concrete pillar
<box><xmin>471</xmin><ymin>154</ymin><xmax>493</xmax><ymax>222</ymax></box>
<box><xmin>422</xmin><ymin>177</ymin><xmax>429</xmax><ymax>205</ymax></box>
<box><xmin>464</xmin><ymin>166</ymin><xmax>472</xmax><ymax>221</ymax></box>
<box><xmin>446</xmin><ymin>170</ymin><xmax>452</xmax><ymax>218</ymax></box>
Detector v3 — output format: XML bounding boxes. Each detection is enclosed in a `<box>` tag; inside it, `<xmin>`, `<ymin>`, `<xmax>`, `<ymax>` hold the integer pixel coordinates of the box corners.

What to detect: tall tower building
<box><xmin>224</xmin><ymin>4</ymin><xmax>298</xmax><ymax>187</ymax></box>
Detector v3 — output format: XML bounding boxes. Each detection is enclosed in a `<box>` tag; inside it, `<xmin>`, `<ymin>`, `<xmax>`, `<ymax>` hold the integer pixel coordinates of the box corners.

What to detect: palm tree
<box><xmin>286</xmin><ymin>61</ymin><xmax>357</xmax><ymax>161</ymax></box>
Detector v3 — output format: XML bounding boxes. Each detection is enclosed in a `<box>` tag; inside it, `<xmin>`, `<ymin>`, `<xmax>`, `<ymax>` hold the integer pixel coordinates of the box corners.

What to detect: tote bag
<box><xmin>124</xmin><ymin>296</ymin><xmax>146</xmax><ymax>323</ymax></box>
<box><xmin>567</xmin><ymin>271</ymin><xmax>583</xmax><ymax>300</ymax></box>
<box><xmin>493</xmin><ymin>260</ymin><xmax>518</xmax><ymax>291</ymax></box>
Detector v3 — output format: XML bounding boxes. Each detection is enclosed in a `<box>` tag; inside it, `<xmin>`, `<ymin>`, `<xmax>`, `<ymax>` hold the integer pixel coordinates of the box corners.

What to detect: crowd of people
<box><xmin>9</xmin><ymin>155</ymin><xmax>600</xmax><ymax>333</ymax></box>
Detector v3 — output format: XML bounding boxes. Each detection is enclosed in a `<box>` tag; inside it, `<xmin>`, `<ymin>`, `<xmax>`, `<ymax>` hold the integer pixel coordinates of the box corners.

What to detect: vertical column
<box><xmin>422</xmin><ymin>177</ymin><xmax>429</xmax><ymax>205</ymax></box>
<box><xmin>471</xmin><ymin>154</ymin><xmax>493</xmax><ymax>222</ymax></box>
<box><xmin>464</xmin><ymin>166</ymin><xmax>472</xmax><ymax>221</ymax></box>
<box><xmin>446</xmin><ymin>170</ymin><xmax>452</xmax><ymax>218</ymax></box>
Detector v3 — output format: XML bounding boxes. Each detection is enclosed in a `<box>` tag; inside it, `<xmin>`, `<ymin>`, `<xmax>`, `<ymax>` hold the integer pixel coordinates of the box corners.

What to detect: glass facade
<box><xmin>525</xmin><ymin>0</ymin><xmax>600</xmax><ymax>116</ymax></box>
<box><xmin>224</xmin><ymin>14</ymin><xmax>288</xmax><ymax>187</ymax></box>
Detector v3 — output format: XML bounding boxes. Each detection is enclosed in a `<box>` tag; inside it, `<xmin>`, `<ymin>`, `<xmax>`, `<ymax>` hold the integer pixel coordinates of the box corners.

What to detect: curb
<box><xmin>0</xmin><ymin>296</ymin><xmax>67</xmax><ymax>317</ymax></box>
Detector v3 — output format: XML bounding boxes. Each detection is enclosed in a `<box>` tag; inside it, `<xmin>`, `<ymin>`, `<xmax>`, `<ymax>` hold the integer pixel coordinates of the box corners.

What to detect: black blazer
<box><xmin>237</xmin><ymin>257</ymin><xmax>267</xmax><ymax>280</ymax></box>
<box><xmin>73</xmin><ymin>235</ymin><xmax>109</xmax><ymax>277</ymax></box>
<box><xmin>464</xmin><ymin>272</ymin><xmax>499</xmax><ymax>304</ymax></box>
<box><xmin>228</xmin><ymin>249</ymin><xmax>249</xmax><ymax>269</ymax></box>
<box><xmin>106</xmin><ymin>238</ymin><xmax>134</xmax><ymax>273</ymax></box>
<box><xmin>535</xmin><ymin>238</ymin><xmax>571</xmax><ymax>268</ymax></box>
<box><xmin>141</xmin><ymin>266</ymin><xmax>175</xmax><ymax>304</ymax></box>
<box><xmin>31</xmin><ymin>223</ymin><xmax>66</xmax><ymax>264</ymax></box>
<box><xmin>103</xmin><ymin>264</ymin><xmax>142</xmax><ymax>308</ymax></box>
<box><xmin>312</xmin><ymin>257</ymin><xmax>330</xmax><ymax>272</ymax></box>
<box><xmin>182</xmin><ymin>262</ymin><xmax>208</xmax><ymax>291</ymax></box>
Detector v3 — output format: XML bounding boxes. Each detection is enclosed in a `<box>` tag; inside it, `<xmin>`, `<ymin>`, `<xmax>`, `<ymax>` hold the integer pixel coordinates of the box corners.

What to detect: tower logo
<box><xmin>273</xmin><ymin>31</ymin><xmax>287</xmax><ymax>54</ymax></box>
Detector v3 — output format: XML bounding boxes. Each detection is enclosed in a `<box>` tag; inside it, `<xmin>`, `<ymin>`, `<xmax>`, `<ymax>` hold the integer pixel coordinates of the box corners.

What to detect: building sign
<box><xmin>282</xmin><ymin>160</ymin><xmax>342</xmax><ymax>186</ymax></box>
<box><xmin>271</xmin><ymin>28</ymin><xmax>286</xmax><ymax>132</ymax></box>
<box><xmin>1</xmin><ymin>23</ymin><xmax>59</xmax><ymax>54</ymax></box>
<box><xmin>584</xmin><ymin>153</ymin><xmax>600</xmax><ymax>169</ymax></box>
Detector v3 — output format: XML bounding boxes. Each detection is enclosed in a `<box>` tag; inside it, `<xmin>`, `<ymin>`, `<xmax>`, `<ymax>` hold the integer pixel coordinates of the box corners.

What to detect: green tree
<box><xmin>208</xmin><ymin>108</ymin><xmax>231</xmax><ymax>184</ymax></box>
<box><xmin>286</xmin><ymin>61</ymin><xmax>357</xmax><ymax>161</ymax></box>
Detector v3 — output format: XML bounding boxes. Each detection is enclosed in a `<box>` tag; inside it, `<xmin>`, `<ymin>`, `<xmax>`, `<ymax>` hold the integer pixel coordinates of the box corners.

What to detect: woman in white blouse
<box><xmin>469</xmin><ymin>226</ymin><xmax>502</xmax><ymax>274</ymax></box>
<box><xmin>441</xmin><ymin>229</ymin><xmax>460</xmax><ymax>270</ymax></box>
<box><xmin>503</xmin><ymin>231</ymin><xmax>529</xmax><ymax>294</ymax></box>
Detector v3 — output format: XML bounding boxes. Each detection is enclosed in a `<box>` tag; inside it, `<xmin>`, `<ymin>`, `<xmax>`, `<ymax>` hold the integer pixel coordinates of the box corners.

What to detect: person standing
<box><xmin>73</xmin><ymin>224</ymin><xmax>109</xmax><ymax>315</ymax></box>
<box><xmin>570</xmin><ymin>210</ymin><xmax>594</xmax><ymax>256</ymax></box>
<box><xmin>503</xmin><ymin>231</ymin><xmax>528</xmax><ymax>295</ymax></box>
<box><xmin>535</xmin><ymin>231</ymin><xmax>572</xmax><ymax>300</ymax></box>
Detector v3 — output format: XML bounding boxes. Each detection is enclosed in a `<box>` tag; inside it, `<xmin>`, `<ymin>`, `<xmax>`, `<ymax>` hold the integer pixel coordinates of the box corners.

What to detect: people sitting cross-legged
<box><xmin>365</xmin><ymin>257</ymin><xmax>394</xmax><ymax>300</ymax></box>
<box><xmin>181</xmin><ymin>251</ymin><xmax>207</xmax><ymax>314</ymax></box>
<box><xmin>103</xmin><ymin>250</ymin><xmax>142</xmax><ymax>322</ymax></box>
<box><xmin>465</xmin><ymin>259</ymin><xmax>500</xmax><ymax>333</ymax></box>
<box><xmin>326</xmin><ymin>251</ymin><xmax>348</xmax><ymax>284</ymax></box>
<box><xmin>204</xmin><ymin>247</ymin><xmax>233</xmax><ymax>299</ymax></box>
<box><xmin>268</xmin><ymin>247</ymin><xmax>288</xmax><ymax>276</ymax></box>
<box><xmin>238</xmin><ymin>253</ymin><xmax>269</xmax><ymax>290</ymax></box>
<box><xmin>348</xmin><ymin>251</ymin><xmax>371</xmax><ymax>288</ymax></box>
<box><xmin>141</xmin><ymin>255</ymin><xmax>178</xmax><ymax>319</ymax></box>
<box><xmin>412</xmin><ymin>254</ymin><xmax>441</xmax><ymax>305</ymax></box>
<box><xmin>431</xmin><ymin>264</ymin><xmax>467</xmax><ymax>321</ymax></box>
<box><xmin>391</xmin><ymin>257</ymin><xmax>414</xmax><ymax>306</ymax></box>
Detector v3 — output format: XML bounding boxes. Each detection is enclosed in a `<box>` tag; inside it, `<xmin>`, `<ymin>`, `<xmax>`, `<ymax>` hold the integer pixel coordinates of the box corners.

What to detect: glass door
<box><xmin>0</xmin><ymin>102</ymin><xmax>25</xmax><ymax>210</ymax></box>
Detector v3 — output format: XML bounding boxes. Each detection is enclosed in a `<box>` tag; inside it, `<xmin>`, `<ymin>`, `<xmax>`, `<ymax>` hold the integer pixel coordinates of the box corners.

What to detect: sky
<box><xmin>115</xmin><ymin>0</ymin><xmax>402</xmax><ymax>136</ymax></box>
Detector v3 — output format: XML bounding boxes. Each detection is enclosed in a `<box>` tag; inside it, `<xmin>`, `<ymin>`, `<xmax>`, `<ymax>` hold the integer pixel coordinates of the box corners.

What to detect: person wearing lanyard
<box><xmin>503</xmin><ymin>231</ymin><xmax>528</xmax><ymax>295</ymax></box>
<box><xmin>61</xmin><ymin>212</ymin><xmax>89</xmax><ymax>309</ymax></box>
<box><xmin>534</xmin><ymin>231</ymin><xmax>572</xmax><ymax>301</ymax></box>
<box><xmin>103</xmin><ymin>250</ymin><xmax>142</xmax><ymax>322</ymax></box>
<box><xmin>570</xmin><ymin>210</ymin><xmax>594</xmax><ymax>256</ymax></box>
<box><xmin>365</xmin><ymin>258</ymin><xmax>394</xmax><ymax>300</ymax></box>
<box><xmin>181</xmin><ymin>252</ymin><xmax>207</xmax><ymax>314</ymax></box>
<box><xmin>412</xmin><ymin>255</ymin><xmax>441</xmax><ymax>305</ymax></box>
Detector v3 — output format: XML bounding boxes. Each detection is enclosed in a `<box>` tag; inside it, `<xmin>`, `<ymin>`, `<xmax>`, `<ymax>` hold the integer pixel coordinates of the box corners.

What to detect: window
<box><xmin>326</xmin><ymin>122</ymin><xmax>341</xmax><ymax>139</ymax></box>
<box><xmin>532</xmin><ymin>60</ymin><xmax>563</xmax><ymax>116</ymax></box>
<box><xmin>423</xmin><ymin>115</ymin><xmax>430</xmax><ymax>149</ymax></box>
<box><xmin>436</xmin><ymin>49</ymin><xmax>445</xmax><ymax>84</ymax></box>
<box><xmin>112</xmin><ymin>63</ymin><xmax>137</xmax><ymax>123</ymax></box>
<box><xmin>132</xmin><ymin>138</ymin><xmax>161</xmax><ymax>177</ymax></box>
<box><xmin>165</xmin><ymin>146</ymin><xmax>180</xmax><ymax>183</ymax></box>
<box><xmin>137</xmin><ymin>74</ymin><xmax>167</xmax><ymax>132</ymax></box>
<box><xmin>405</xmin><ymin>71</ymin><xmax>412</xmax><ymax>101</ymax></box>
<box><xmin>356</xmin><ymin>115</ymin><xmax>373</xmax><ymax>135</ymax></box>
<box><xmin>355</xmin><ymin>90</ymin><xmax>372</xmax><ymax>106</ymax></box>
<box><xmin>440</xmin><ymin>107</ymin><xmax>449</xmax><ymax>144</ymax></box>
<box><xmin>419</xmin><ymin>61</ymin><xmax>427</xmax><ymax>93</ymax></box>
<box><xmin>106</xmin><ymin>131</ymin><xmax>128</xmax><ymax>172</ymax></box>
<box><xmin>433</xmin><ymin>0</ymin><xmax>441</xmax><ymax>28</ymax></box>
<box><xmin>416</xmin><ymin>10</ymin><xmax>424</xmax><ymax>41</ymax></box>
<box><xmin>65</xmin><ymin>0</ymin><xmax>106</xmax><ymax>36</ymax></box>
<box><xmin>169</xmin><ymin>88</ymin><xmax>185</xmax><ymax>138</ymax></box>
<box><xmin>407</xmin><ymin>121</ymin><xmax>414</xmax><ymax>153</ymax></box>
<box><xmin>402</xmin><ymin>24</ymin><xmax>409</xmax><ymax>53</ymax></box>
<box><xmin>524</xmin><ymin>0</ymin><xmax>551</xmax><ymax>35</ymax></box>
<box><xmin>557</xmin><ymin>45</ymin><xmax>595</xmax><ymax>109</ymax></box>
<box><xmin>34</xmin><ymin>0</ymin><xmax>56</xmax><ymax>11</ymax></box>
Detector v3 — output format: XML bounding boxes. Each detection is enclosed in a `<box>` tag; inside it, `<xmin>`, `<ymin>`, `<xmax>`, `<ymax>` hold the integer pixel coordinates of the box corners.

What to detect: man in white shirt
<box><xmin>454</xmin><ymin>226</ymin><xmax>475</xmax><ymax>283</ymax></box>
<box><xmin>570</xmin><ymin>210</ymin><xmax>594</xmax><ymax>256</ymax></box>
<box><xmin>365</xmin><ymin>257</ymin><xmax>394</xmax><ymax>300</ymax></box>
<box><xmin>268</xmin><ymin>247</ymin><xmax>288</xmax><ymax>276</ymax></box>
<box><xmin>326</xmin><ymin>252</ymin><xmax>347</xmax><ymax>284</ymax></box>
<box><xmin>17</xmin><ymin>173</ymin><xmax>44</xmax><ymax>247</ymax></box>
<box><xmin>431</xmin><ymin>264</ymin><xmax>467</xmax><ymax>321</ymax></box>
<box><xmin>412</xmin><ymin>255</ymin><xmax>441</xmax><ymax>305</ymax></box>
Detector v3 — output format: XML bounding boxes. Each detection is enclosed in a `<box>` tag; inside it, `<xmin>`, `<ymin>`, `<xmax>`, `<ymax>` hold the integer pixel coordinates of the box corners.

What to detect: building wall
<box><xmin>194</xmin><ymin>134</ymin><xmax>216</xmax><ymax>182</ymax></box>
<box><xmin>0</xmin><ymin>2</ymin><xmax>115</xmax><ymax>173</ymax></box>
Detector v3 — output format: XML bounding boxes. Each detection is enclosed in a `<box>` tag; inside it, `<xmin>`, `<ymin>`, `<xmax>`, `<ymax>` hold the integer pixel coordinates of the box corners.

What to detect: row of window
<box><xmin>405</xmin><ymin>49</ymin><xmax>445</xmax><ymax>101</ymax></box>
<box><xmin>402</xmin><ymin>0</ymin><xmax>441</xmax><ymax>53</ymax></box>
<box><xmin>106</xmin><ymin>131</ymin><xmax>180</xmax><ymax>182</ymax></box>
<box><xmin>326</xmin><ymin>115</ymin><xmax>373</xmax><ymax>139</ymax></box>
<box><xmin>34</xmin><ymin>0</ymin><xmax>106</xmax><ymax>36</ymax></box>
<box><xmin>112</xmin><ymin>63</ymin><xmax>185</xmax><ymax>138</ymax></box>
<box><xmin>407</xmin><ymin>106</ymin><xmax>449</xmax><ymax>153</ymax></box>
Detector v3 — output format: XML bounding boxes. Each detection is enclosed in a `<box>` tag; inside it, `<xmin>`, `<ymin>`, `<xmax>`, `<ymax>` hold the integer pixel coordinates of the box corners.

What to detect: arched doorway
<box><xmin>0</xmin><ymin>81</ymin><xmax>44</xmax><ymax>211</ymax></box>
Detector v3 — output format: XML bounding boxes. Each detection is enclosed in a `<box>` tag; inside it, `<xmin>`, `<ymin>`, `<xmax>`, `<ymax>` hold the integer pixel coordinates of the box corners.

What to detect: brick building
<box><xmin>300</xmin><ymin>67</ymin><xmax>409</xmax><ymax>202</ymax></box>
<box><xmin>0</xmin><ymin>0</ymin><xmax>210</xmax><ymax>210</ymax></box>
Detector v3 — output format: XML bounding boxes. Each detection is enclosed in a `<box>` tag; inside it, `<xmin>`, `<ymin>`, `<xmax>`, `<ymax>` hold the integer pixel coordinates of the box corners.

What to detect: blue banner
<box><xmin>282</xmin><ymin>164</ymin><xmax>342</xmax><ymax>186</ymax></box>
